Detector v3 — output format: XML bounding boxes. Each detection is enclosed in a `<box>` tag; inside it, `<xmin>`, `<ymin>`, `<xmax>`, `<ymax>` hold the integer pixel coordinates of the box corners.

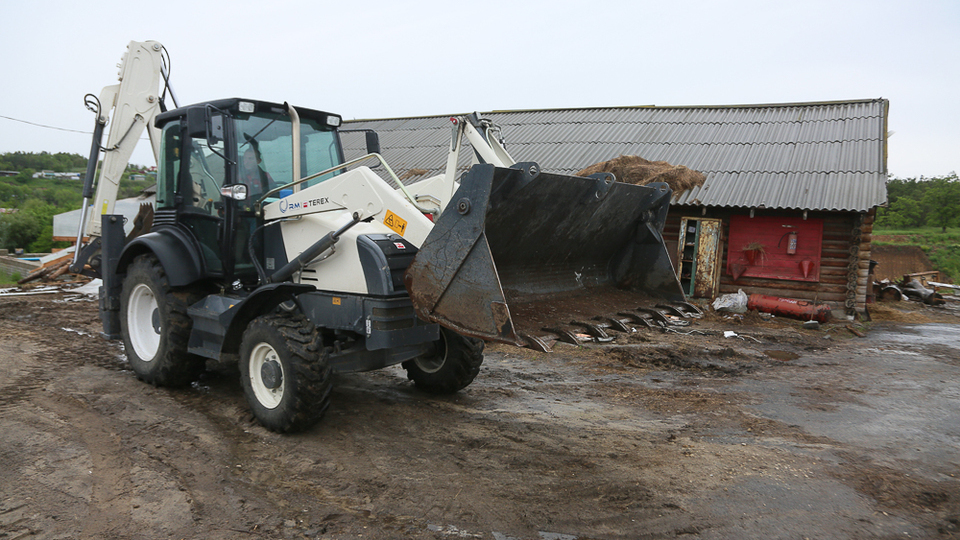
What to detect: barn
<box><xmin>342</xmin><ymin>99</ymin><xmax>889</xmax><ymax>318</ymax></box>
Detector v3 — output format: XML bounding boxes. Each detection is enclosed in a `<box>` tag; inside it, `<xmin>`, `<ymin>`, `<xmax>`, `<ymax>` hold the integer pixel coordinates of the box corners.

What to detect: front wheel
<box><xmin>120</xmin><ymin>254</ymin><xmax>204</xmax><ymax>386</ymax></box>
<box><xmin>402</xmin><ymin>328</ymin><xmax>484</xmax><ymax>394</ymax></box>
<box><xmin>239</xmin><ymin>313</ymin><xmax>333</xmax><ymax>433</ymax></box>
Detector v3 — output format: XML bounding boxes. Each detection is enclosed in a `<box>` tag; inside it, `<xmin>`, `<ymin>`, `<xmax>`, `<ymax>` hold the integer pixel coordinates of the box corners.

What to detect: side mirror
<box><xmin>186</xmin><ymin>107</ymin><xmax>207</xmax><ymax>138</ymax></box>
<box><xmin>365</xmin><ymin>131</ymin><xmax>381</xmax><ymax>155</ymax></box>
<box><xmin>185</xmin><ymin>107</ymin><xmax>223</xmax><ymax>144</ymax></box>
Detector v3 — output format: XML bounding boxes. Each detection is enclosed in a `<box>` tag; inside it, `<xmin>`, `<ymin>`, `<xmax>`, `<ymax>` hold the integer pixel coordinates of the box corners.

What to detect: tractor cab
<box><xmin>152</xmin><ymin>99</ymin><xmax>345</xmax><ymax>285</ymax></box>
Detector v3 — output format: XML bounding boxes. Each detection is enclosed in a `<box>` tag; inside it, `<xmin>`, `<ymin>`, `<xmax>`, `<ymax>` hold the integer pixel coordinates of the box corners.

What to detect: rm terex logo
<box><xmin>279</xmin><ymin>197</ymin><xmax>331</xmax><ymax>214</ymax></box>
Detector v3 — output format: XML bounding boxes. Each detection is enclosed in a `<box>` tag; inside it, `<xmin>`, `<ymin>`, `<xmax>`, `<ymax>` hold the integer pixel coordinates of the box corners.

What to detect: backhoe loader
<box><xmin>74</xmin><ymin>41</ymin><xmax>690</xmax><ymax>432</ymax></box>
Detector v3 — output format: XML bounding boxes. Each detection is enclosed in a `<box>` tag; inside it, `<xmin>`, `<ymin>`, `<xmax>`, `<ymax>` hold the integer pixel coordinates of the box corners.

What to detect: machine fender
<box><xmin>117</xmin><ymin>229</ymin><xmax>204</xmax><ymax>287</ymax></box>
<box><xmin>218</xmin><ymin>284</ymin><xmax>316</xmax><ymax>355</ymax></box>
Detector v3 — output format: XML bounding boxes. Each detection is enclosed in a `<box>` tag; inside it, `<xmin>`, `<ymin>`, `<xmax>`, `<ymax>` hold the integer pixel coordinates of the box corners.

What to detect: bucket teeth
<box><xmin>663</xmin><ymin>301</ymin><xmax>703</xmax><ymax>318</ymax></box>
<box><xmin>635</xmin><ymin>307</ymin><xmax>670</xmax><ymax>324</ymax></box>
<box><xmin>570</xmin><ymin>321</ymin><xmax>613</xmax><ymax>341</ymax></box>
<box><xmin>655</xmin><ymin>304</ymin><xmax>686</xmax><ymax>318</ymax></box>
<box><xmin>542</xmin><ymin>327</ymin><xmax>594</xmax><ymax>345</ymax></box>
<box><xmin>617</xmin><ymin>312</ymin><xmax>659</xmax><ymax>328</ymax></box>
<box><xmin>520</xmin><ymin>333</ymin><xmax>552</xmax><ymax>353</ymax></box>
<box><xmin>594</xmin><ymin>316</ymin><xmax>632</xmax><ymax>333</ymax></box>
<box><xmin>517</xmin><ymin>303</ymin><xmax>704</xmax><ymax>351</ymax></box>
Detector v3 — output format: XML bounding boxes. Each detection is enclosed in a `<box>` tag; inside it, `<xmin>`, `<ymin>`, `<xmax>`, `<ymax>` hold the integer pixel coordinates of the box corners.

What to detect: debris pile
<box><xmin>576</xmin><ymin>155</ymin><xmax>706</xmax><ymax>193</ymax></box>
<box><xmin>874</xmin><ymin>272</ymin><xmax>955</xmax><ymax>306</ymax></box>
<box><xmin>0</xmin><ymin>279</ymin><xmax>100</xmax><ymax>299</ymax></box>
<box><xmin>18</xmin><ymin>258</ymin><xmax>72</xmax><ymax>285</ymax></box>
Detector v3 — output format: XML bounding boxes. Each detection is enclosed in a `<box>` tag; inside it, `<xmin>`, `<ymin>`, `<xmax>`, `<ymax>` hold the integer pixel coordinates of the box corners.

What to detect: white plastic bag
<box><xmin>712</xmin><ymin>289</ymin><xmax>748</xmax><ymax>313</ymax></box>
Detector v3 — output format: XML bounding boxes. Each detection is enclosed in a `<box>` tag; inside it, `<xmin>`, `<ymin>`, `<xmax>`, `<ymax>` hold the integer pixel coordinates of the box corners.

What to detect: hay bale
<box><xmin>576</xmin><ymin>155</ymin><xmax>706</xmax><ymax>193</ymax></box>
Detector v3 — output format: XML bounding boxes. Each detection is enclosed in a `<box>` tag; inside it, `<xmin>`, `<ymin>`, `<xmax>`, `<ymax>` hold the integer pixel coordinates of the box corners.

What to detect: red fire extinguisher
<box><xmin>780</xmin><ymin>229</ymin><xmax>798</xmax><ymax>255</ymax></box>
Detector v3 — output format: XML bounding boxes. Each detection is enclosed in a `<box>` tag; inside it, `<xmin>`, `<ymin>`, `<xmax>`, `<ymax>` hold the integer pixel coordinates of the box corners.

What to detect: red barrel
<box><xmin>746</xmin><ymin>294</ymin><xmax>832</xmax><ymax>323</ymax></box>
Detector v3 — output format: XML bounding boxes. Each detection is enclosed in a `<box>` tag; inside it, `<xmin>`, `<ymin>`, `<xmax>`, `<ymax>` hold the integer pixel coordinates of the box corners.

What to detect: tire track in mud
<box><xmin>0</xmin><ymin>299</ymin><xmax>253</xmax><ymax>538</ymax></box>
<box><xmin>0</xmin><ymin>309</ymin><xmax>124</xmax><ymax>414</ymax></box>
<box><xmin>0</xmin><ymin>299</ymin><xmax>142</xmax><ymax>537</ymax></box>
<box><xmin>0</xmin><ymin>298</ymin><xmax>194</xmax><ymax>537</ymax></box>
<box><xmin>31</xmin><ymin>391</ymin><xmax>139</xmax><ymax>538</ymax></box>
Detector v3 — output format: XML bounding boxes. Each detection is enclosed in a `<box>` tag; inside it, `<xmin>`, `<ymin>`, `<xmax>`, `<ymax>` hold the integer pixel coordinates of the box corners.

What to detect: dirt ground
<box><xmin>1</xmin><ymin>288</ymin><xmax>959</xmax><ymax>539</ymax></box>
<box><xmin>870</xmin><ymin>244</ymin><xmax>937</xmax><ymax>283</ymax></box>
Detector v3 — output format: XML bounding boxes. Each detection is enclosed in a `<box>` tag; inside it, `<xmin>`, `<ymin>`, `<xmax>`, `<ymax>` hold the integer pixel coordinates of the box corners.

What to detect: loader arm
<box><xmin>400</xmin><ymin>113</ymin><xmax>516</xmax><ymax>216</ymax></box>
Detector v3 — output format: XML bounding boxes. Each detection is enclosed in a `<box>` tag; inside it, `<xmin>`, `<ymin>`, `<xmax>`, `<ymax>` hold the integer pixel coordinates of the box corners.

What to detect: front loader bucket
<box><xmin>405</xmin><ymin>162</ymin><xmax>685</xmax><ymax>348</ymax></box>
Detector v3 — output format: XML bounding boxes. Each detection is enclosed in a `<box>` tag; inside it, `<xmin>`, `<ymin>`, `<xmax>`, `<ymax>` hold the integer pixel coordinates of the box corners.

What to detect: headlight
<box><xmin>220</xmin><ymin>184</ymin><xmax>248</xmax><ymax>201</ymax></box>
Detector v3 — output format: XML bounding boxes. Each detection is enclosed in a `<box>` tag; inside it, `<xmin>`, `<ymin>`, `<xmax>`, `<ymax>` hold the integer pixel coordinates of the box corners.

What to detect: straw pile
<box><xmin>576</xmin><ymin>155</ymin><xmax>705</xmax><ymax>193</ymax></box>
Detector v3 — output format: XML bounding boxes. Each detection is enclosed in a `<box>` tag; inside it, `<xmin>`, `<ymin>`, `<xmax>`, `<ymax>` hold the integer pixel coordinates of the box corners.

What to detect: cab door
<box><xmin>177</xmin><ymin>130</ymin><xmax>228</xmax><ymax>276</ymax></box>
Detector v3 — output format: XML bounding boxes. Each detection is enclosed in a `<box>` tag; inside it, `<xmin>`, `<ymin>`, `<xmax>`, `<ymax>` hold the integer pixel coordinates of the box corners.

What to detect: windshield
<box><xmin>234</xmin><ymin>111</ymin><xmax>341</xmax><ymax>198</ymax></box>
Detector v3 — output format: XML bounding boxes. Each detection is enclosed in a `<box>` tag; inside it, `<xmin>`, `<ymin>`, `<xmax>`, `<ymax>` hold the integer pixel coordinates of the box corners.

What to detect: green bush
<box><xmin>0</xmin><ymin>269</ymin><xmax>22</xmax><ymax>286</ymax></box>
<box><xmin>927</xmin><ymin>245</ymin><xmax>960</xmax><ymax>283</ymax></box>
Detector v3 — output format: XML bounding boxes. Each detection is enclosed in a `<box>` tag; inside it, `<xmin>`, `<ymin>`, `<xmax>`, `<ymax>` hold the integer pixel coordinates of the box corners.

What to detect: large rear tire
<box><xmin>402</xmin><ymin>328</ymin><xmax>484</xmax><ymax>394</ymax></box>
<box><xmin>120</xmin><ymin>254</ymin><xmax>205</xmax><ymax>386</ymax></box>
<box><xmin>239</xmin><ymin>313</ymin><xmax>333</xmax><ymax>433</ymax></box>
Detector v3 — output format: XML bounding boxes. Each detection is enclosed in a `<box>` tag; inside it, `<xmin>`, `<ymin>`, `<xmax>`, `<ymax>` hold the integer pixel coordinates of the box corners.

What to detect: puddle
<box><xmin>868</xmin><ymin>323</ymin><xmax>960</xmax><ymax>350</ymax></box>
<box><xmin>862</xmin><ymin>347</ymin><xmax>921</xmax><ymax>356</ymax></box>
<box><xmin>764</xmin><ymin>350</ymin><xmax>799</xmax><ymax>361</ymax></box>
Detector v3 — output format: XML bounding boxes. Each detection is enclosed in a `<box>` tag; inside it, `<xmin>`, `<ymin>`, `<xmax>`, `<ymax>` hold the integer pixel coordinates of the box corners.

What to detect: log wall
<box><xmin>663</xmin><ymin>207</ymin><xmax>875</xmax><ymax>316</ymax></box>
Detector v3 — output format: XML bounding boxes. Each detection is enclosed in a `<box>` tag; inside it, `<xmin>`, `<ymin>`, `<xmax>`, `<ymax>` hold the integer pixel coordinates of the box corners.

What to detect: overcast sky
<box><xmin>1</xmin><ymin>0</ymin><xmax>957</xmax><ymax>179</ymax></box>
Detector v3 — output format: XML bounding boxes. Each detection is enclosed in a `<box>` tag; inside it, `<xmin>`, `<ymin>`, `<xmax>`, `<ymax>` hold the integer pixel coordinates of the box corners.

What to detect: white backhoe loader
<box><xmin>74</xmin><ymin>41</ymin><xmax>693</xmax><ymax>432</ymax></box>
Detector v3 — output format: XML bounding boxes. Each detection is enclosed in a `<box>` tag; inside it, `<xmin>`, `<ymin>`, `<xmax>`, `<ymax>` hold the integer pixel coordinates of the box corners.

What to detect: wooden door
<box><xmin>677</xmin><ymin>218</ymin><xmax>722</xmax><ymax>299</ymax></box>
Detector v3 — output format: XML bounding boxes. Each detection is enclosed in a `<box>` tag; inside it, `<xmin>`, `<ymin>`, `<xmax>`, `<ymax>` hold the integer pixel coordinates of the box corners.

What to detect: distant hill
<box><xmin>0</xmin><ymin>151</ymin><xmax>88</xmax><ymax>173</ymax></box>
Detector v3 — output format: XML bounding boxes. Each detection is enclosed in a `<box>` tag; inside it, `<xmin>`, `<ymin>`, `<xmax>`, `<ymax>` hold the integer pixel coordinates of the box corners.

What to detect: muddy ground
<box><xmin>1</xmin><ymin>289</ymin><xmax>959</xmax><ymax>540</ymax></box>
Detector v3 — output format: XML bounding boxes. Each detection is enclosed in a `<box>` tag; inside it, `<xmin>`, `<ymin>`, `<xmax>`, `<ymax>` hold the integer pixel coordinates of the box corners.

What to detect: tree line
<box><xmin>0</xmin><ymin>152</ymin><xmax>152</xmax><ymax>252</ymax></box>
<box><xmin>876</xmin><ymin>174</ymin><xmax>960</xmax><ymax>232</ymax></box>
<box><xmin>0</xmin><ymin>151</ymin><xmax>89</xmax><ymax>173</ymax></box>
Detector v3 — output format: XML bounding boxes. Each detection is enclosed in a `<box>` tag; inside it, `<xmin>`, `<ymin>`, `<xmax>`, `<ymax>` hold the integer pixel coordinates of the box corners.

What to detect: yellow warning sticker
<box><xmin>332</xmin><ymin>297</ymin><xmax>341</xmax><ymax>306</ymax></box>
<box><xmin>383</xmin><ymin>210</ymin><xmax>407</xmax><ymax>236</ymax></box>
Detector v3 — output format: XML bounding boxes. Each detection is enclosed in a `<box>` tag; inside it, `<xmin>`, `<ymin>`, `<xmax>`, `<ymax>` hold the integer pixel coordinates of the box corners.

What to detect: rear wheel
<box><xmin>239</xmin><ymin>313</ymin><xmax>333</xmax><ymax>433</ymax></box>
<box><xmin>403</xmin><ymin>328</ymin><xmax>484</xmax><ymax>394</ymax></box>
<box><xmin>120</xmin><ymin>254</ymin><xmax>204</xmax><ymax>386</ymax></box>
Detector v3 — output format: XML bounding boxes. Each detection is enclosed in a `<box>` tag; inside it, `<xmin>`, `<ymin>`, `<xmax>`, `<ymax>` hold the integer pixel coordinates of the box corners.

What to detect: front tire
<box><xmin>239</xmin><ymin>313</ymin><xmax>333</xmax><ymax>433</ymax></box>
<box><xmin>120</xmin><ymin>254</ymin><xmax>204</xmax><ymax>386</ymax></box>
<box><xmin>402</xmin><ymin>328</ymin><xmax>484</xmax><ymax>394</ymax></box>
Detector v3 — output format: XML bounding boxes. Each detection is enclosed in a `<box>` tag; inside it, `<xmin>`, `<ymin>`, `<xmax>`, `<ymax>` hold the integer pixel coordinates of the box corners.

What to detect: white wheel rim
<box><xmin>415</xmin><ymin>334</ymin><xmax>448</xmax><ymax>374</ymax></box>
<box><xmin>127</xmin><ymin>283</ymin><xmax>161</xmax><ymax>361</ymax></box>
<box><xmin>249</xmin><ymin>342</ymin><xmax>284</xmax><ymax>409</ymax></box>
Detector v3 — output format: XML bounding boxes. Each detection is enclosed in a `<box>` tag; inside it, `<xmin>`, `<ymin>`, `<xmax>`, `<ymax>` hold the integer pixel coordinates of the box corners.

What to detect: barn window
<box><xmin>726</xmin><ymin>215</ymin><xmax>823</xmax><ymax>282</ymax></box>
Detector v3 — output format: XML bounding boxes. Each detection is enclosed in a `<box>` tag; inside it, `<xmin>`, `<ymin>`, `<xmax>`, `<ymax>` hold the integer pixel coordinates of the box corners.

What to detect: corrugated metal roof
<box><xmin>342</xmin><ymin>99</ymin><xmax>889</xmax><ymax>212</ymax></box>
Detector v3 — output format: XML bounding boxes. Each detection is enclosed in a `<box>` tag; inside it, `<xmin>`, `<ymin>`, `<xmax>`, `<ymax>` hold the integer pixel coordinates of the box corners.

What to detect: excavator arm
<box><xmin>70</xmin><ymin>40</ymin><xmax>173</xmax><ymax>274</ymax></box>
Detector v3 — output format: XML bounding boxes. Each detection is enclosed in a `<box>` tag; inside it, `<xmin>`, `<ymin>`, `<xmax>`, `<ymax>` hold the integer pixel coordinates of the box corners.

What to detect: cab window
<box><xmin>183</xmin><ymin>136</ymin><xmax>226</xmax><ymax>214</ymax></box>
<box><xmin>156</xmin><ymin>123</ymin><xmax>181</xmax><ymax>208</ymax></box>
